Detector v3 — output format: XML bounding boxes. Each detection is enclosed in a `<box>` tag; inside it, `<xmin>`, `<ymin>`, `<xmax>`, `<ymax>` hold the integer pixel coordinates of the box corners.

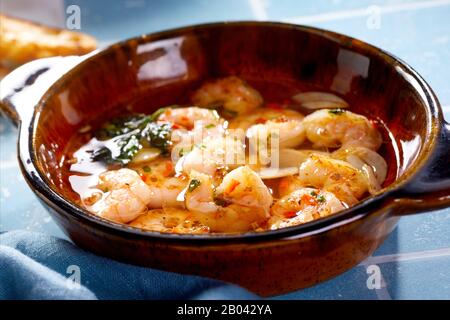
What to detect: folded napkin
<box><xmin>0</xmin><ymin>230</ymin><xmax>258</xmax><ymax>300</ymax></box>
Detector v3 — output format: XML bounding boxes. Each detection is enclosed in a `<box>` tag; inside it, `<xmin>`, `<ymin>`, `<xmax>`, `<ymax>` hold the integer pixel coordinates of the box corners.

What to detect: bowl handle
<box><xmin>0</xmin><ymin>56</ymin><xmax>86</xmax><ymax>126</ymax></box>
<box><xmin>393</xmin><ymin>121</ymin><xmax>450</xmax><ymax>215</ymax></box>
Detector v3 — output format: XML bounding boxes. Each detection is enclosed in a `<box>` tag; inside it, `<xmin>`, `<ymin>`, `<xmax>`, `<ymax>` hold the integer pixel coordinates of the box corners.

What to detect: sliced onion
<box><xmin>279</xmin><ymin>148</ymin><xmax>328</xmax><ymax>168</ymax></box>
<box><xmin>257</xmin><ymin>167</ymin><xmax>299</xmax><ymax>179</ymax></box>
<box><xmin>292</xmin><ymin>91</ymin><xmax>349</xmax><ymax>110</ymax></box>
<box><xmin>333</xmin><ymin>147</ymin><xmax>387</xmax><ymax>185</ymax></box>
<box><xmin>358</xmin><ymin>150</ymin><xmax>387</xmax><ymax>185</ymax></box>
<box><xmin>362</xmin><ymin>164</ymin><xmax>381</xmax><ymax>194</ymax></box>
<box><xmin>345</xmin><ymin>154</ymin><xmax>367</xmax><ymax>171</ymax></box>
<box><xmin>255</xmin><ymin>149</ymin><xmax>330</xmax><ymax>179</ymax></box>
<box><xmin>131</xmin><ymin>147</ymin><xmax>161</xmax><ymax>164</ymax></box>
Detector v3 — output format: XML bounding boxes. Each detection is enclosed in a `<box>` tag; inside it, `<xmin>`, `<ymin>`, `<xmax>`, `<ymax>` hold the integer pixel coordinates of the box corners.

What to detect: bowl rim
<box><xmin>25</xmin><ymin>21</ymin><xmax>443</xmax><ymax>243</ymax></box>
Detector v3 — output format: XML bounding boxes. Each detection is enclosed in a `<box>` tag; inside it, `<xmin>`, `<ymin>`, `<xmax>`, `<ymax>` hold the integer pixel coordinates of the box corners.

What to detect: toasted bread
<box><xmin>0</xmin><ymin>14</ymin><xmax>97</xmax><ymax>68</ymax></box>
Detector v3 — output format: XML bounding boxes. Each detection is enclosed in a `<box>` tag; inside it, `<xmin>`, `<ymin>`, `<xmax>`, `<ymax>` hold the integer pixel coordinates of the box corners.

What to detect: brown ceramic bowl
<box><xmin>1</xmin><ymin>22</ymin><xmax>449</xmax><ymax>296</ymax></box>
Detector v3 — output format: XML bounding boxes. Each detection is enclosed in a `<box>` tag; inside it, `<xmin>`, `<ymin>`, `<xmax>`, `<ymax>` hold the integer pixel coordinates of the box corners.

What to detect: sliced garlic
<box><xmin>292</xmin><ymin>91</ymin><xmax>349</xmax><ymax>110</ymax></box>
<box><xmin>131</xmin><ymin>147</ymin><xmax>161</xmax><ymax>164</ymax></box>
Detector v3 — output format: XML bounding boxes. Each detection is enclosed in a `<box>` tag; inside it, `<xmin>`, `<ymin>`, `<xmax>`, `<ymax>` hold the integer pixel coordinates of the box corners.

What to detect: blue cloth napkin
<box><xmin>0</xmin><ymin>230</ymin><xmax>259</xmax><ymax>300</ymax></box>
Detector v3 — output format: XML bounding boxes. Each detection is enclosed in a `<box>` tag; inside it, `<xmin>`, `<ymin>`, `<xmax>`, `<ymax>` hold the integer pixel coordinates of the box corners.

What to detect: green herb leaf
<box><xmin>328</xmin><ymin>108</ymin><xmax>345</xmax><ymax>115</ymax></box>
<box><xmin>195</xmin><ymin>143</ymin><xmax>207</xmax><ymax>150</ymax></box>
<box><xmin>143</xmin><ymin>165</ymin><xmax>152</xmax><ymax>173</ymax></box>
<box><xmin>141</xmin><ymin>122</ymin><xmax>172</xmax><ymax>155</ymax></box>
<box><xmin>148</xmin><ymin>107</ymin><xmax>167</xmax><ymax>122</ymax></box>
<box><xmin>90</xmin><ymin>112</ymin><xmax>172</xmax><ymax>165</ymax></box>
<box><xmin>222</xmin><ymin>109</ymin><xmax>238</xmax><ymax>118</ymax></box>
<box><xmin>205</xmin><ymin>123</ymin><xmax>216</xmax><ymax>129</ymax></box>
<box><xmin>317</xmin><ymin>195</ymin><xmax>326</xmax><ymax>203</ymax></box>
<box><xmin>188</xmin><ymin>179</ymin><xmax>201</xmax><ymax>192</ymax></box>
<box><xmin>178</xmin><ymin>146</ymin><xmax>193</xmax><ymax>157</ymax></box>
<box><xmin>213</xmin><ymin>196</ymin><xmax>227</xmax><ymax>207</ymax></box>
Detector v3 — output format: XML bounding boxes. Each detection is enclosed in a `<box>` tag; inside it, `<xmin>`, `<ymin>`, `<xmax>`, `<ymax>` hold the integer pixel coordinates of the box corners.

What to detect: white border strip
<box><xmin>283</xmin><ymin>0</ymin><xmax>450</xmax><ymax>24</ymax></box>
<box><xmin>361</xmin><ymin>247</ymin><xmax>450</xmax><ymax>265</ymax></box>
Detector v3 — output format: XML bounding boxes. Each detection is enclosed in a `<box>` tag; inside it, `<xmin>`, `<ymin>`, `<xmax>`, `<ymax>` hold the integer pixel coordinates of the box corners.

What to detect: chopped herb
<box><xmin>178</xmin><ymin>146</ymin><xmax>193</xmax><ymax>157</ymax></box>
<box><xmin>310</xmin><ymin>191</ymin><xmax>318</xmax><ymax>197</ymax></box>
<box><xmin>90</xmin><ymin>111</ymin><xmax>173</xmax><ymax>165</ymax></box>
<box><xmin>205</xmin><ymin>123</ymin><xmax>216</xmax><ymax>129</ymax></box>
<box><xmin>213</xmin><ymin>196</ymin><xmax>227</xmax><ymax>207</ymax></box>
<box><xmin>328</xmin><ymin>108</ymin><xmax>345</xmax><ymax>115</ymax></box>
<box><xmin>141</xmin><ymin>122</ymin><xmax>172</xmax><ymax>154</ymax></box>
<box><xmin>204</xmin><ymin>104</ymin><xmax>222</xmax><ymax>110</ymax></box>
<box><xmin>317</xmin><ymin>195</ymin><xmax>326</xmax><ymax>203</ymax></box>
<box><xmin>188</xmin><ymin>179</ymin><xmax>201</xmax><ymax>192</ymax></box>
<box><xmin>222</xmin><ymin>109</ymin><xmax>238</xmax><ymax>118</ymax></box>
<box><xmin>143</xmin><ymin>165</ymin><xmax>151</xmax><ymax>173</ymax></box>
<box><xmin>195</xmin><ymin>143</ymin><xmax>207</xmax><ymax>150</ymax></box>
<box><xmin>148</xmin><ymin>107</ymin><xmax>167</xmax><ymax>121</ymax></box>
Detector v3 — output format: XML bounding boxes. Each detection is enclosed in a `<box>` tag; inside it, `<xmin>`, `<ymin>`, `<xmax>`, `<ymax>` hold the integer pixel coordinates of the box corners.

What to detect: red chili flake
<box><xmin>284</xmin><ymin>211</ymin><xmax>297</xmax><ymax>218</ymax></box>
<box><xmin>163</xmin><ymin>161</ymin><xmax>174</xmax><ymax>177</ymax></box>
<box><xmin>176</xmin><ymin>173</ymin><xmax>188</xmax><ymax>180</ymax></box>
<box><xmin>274</xmin><ymin>115</ymin><xmax>289</xmax><ymax>123</ymax></box>
<box><xmin>266</xmin><ymin>102</ymin><xmax>283</xmax><ymax>110</ymax></box>
<box><xmin>255</xmin><ymin>117</ymin><xmax>267</xmax><ymax>124</ymax></box>
<box><xmin>140</xmin><ymin>174</ymin><xmax>148</xmax><ymax>182</ymax></box>
<box><xmin>300</xmin><ymin>194</ymin><xmax>318</xmax><ymax>207</ymax></box>
<box><xmin>225</xmin><ymin>179</ymin><xmax>240</xmax><ymax>194</ymax></box>
<box><xmin>171</xmin><ymin>123</ymin><xmax>181</xmax><ymax>129</ymax></box>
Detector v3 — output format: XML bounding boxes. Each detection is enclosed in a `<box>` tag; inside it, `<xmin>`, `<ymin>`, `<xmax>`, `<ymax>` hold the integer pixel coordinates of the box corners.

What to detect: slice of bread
<box><xmin>0</xmin><ymin>14</ymin><xmax>97</xmax><ymax>69</ymax></box>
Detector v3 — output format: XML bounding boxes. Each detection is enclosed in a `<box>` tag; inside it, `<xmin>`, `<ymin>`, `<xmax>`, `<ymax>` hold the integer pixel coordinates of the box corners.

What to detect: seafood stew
<box><xmin>67</xmin><ymin>76</ymin><xmax>393</xmax><ymax>234</ymax></box>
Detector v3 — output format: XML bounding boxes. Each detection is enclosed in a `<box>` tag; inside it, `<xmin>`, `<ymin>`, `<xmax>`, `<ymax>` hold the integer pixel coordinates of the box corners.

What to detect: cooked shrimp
<box><xmin>182</xmin><ymin>166</ymin><xmax>272</xmax><ymax>232</ymax></box>
<box><xmin>132</xmin><ymin>158</ymin><xmax>187</xmax><ymax>208</ymax></box>
<box><xmin>228</xmin><ymin>108</ymin><xmax>304</xmax><ymax>131</ymax></box>
<box><xmin>178</xmin><ymin>135</ymin><xmax>246</xmax><ymax>177</ymax></box>
<box><xmin>184</xmin><ymin>170</ymin><xmax>218</xmax><ymax>213</ymax></box>
<box><xmin>129</xmin><ymin>207</ymin><xmax>210</xmax><ymax>234</ymax></box>
<box><xmin>191</xmin><ymin>76</ymin><xmax>263</xmax><ymax>116</ymax></box>
<box><xmin>246</xmin><ymin>118</ymin><xmax>305</xmax><ymax>150</ymax></box>
<box><xmin>280</xmin><ymin>154</ymin><xmax>369</xmax><ymax>205</ymax></box>
<box><xmin>215</xmin><ymin>166</ymin><xmax>273</xmax><ymax>212</ymax></box>
<box><xmin>228</xmin><ymin>107</ymin><xmax>306</xmax><ymax>149</ymax></box>
<box><xmin>332</xmin><ymin>146</ymin><xmax>387</xmax><ymax>193</ymax></box>
<box><xmin>92</xmin><ymin>168</ymin><xmax>153</xmax><ymax>223</ymax></box>
<box><xmin>269</xmin><ymin>188</ymin><xmax>345</xmax><ymax>229</ymax></box>
<box><xmin>158</xmin><ymin>106</ymin><xmax>221</xmax><ymax>130</ymax></box>
<box><xmin>201</xmin><ymin>204</ymin><xmax>269</xmax><ymax>233</ymax></box>
<box><xmin>302</xmin><ymin>109</ymin><xmax>382</xmax><ymax>150</ymax></box>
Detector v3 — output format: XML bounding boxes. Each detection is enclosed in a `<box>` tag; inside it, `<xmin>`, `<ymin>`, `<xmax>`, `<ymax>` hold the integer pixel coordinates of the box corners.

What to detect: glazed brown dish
<box><xmin>1</xmin><ymin>22</ymin><xmax>449</xmax><ymax>296</ymax></box>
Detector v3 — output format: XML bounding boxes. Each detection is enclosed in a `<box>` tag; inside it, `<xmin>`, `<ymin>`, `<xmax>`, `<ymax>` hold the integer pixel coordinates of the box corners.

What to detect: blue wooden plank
<box><xmin>379</xmin><ymin>256</ymin><xmax>450</xmax><ymax>299</ymax></box>
<box><xmin>272</xmin><ymin>265</ymin><xmax>379</xmax><ymax>300</ymax></box>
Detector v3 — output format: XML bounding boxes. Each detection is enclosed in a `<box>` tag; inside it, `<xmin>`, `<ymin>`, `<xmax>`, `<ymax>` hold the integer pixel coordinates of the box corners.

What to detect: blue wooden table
<box><xmin>1</xmin><ymin>0</ymin><xmax>449</xmax><ymax>299</ymax></box>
